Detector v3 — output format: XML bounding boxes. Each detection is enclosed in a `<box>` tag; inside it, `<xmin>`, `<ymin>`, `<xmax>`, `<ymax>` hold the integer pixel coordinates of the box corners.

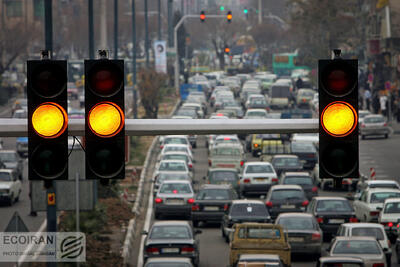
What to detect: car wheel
<box><xmin>384</xmin><ymin>133</ymin><xmax>388</xmax><ymax>139</ymax></box>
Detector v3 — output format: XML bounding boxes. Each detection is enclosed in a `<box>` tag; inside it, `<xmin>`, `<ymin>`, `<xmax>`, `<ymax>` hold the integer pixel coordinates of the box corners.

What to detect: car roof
<box><xmin>366</xmin><ymin>188</ymin><xmax>400</xmax><ymax>193</ymax></box>
<box><xmin>160</xmin><ymin>180</ymin><xmax>191</xmax><ymax>184</ymax></box>
<box><xmin>366</xmin><ymin>180</ymin><xmax>398</xmax><ymax>185</ymax></box>
<box><xmin>0</xmin><ymin>169</ymin><xmax>14</xmax><ymax>174</ymax></box>
<box><xmin>341</xmin><ymin>223</ymin><xmax>385</xmax><ymax>229</ymax></box>
<box><xmin>239</xmin><ymin>254</ymin><xmax>280</xmax><ymax>260</ymax></box>
<box><xmin>283</xmin><ymin>172</ymin><xmax>311</xmax><ymax>177</ymax></box>
<box><xmin>164</xmin><ymin>135</ymin><xmax>188</xmax><ymax>138</ymax></box>
<box><xmin>384</xmin><ymin>198</ymin><xmax>400</xmax><ymax>203</ymax></box>
<box><xmin>163</xmin><ymin>144</ymin><xmax>190</xmax><ymax>148</ymax></box>
<box><xmin>334</xmin><ymin>236</ymin><xmax>379</xmax><ymax>241</ymax></box>
<box><xmin>159</xmin><ymin>159</ymin><xmax>187</xmax><ymax>164</ymax></box>
<box><xmin>246</xmin><ymin>109</ymin><xmax>267</xmax><ymax>113</ymax></box>
<box><xmin>163</xmin><ymin>152</ymin><xmax>189</xmax><ymax>156</ymax></box>
<box><xmin>152</xmin><ymin>220</ymin><xmax>191</xmax><ymax>227</ymax></box>
<box><xmin>318</xmin><ymin>257</ymin><xmax>364</xmax><ymax>263</ymax></box>
<box><xmin>271</xmin><ymin>185</ymin><xmax>303</xmax><ymax>190</ymax></box>
<box><xmin>244</xmin><ymin>162</ymin><xmax>272</xmax><ymax>166</ymax></box>
<box><xmin>232</xmin><ymin>199</ymin><xmax>265</xmax><ymax>205</ymax></box>
<box><xmin>208</xmin><ymin>168</ymin><xmax>238</xmax><ymax>172</ymax></box>
<box><xmin>200</xmin><ymin>184</ymin><xmax>232</xmax><ymax>190</ymax></box>
<box><xmin>0</xmin><ymin>150</ymin><xmax>17</xmax><ymax>153</ymax></box>
<box><xmin>145</xmin><ymin>257</ymin><xmax>193</xmax><ymax>263</ymax></box>
<box><xmin>313</xmin><ymin>196</ymin><xmax>348</xmax><ymax>201</ymax></box>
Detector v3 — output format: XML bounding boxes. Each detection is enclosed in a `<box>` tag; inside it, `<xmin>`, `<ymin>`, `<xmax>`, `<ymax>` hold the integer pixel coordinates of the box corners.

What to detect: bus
<box><xmin>272</xmin><ymin>52</ymin><xmax>309</xmax><ymax>77</ymax></box>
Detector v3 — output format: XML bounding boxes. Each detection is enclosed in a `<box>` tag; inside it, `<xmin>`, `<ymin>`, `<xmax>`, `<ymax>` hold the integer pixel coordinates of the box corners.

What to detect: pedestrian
<box><xmin>364</xmin><ymin>89</ymin><xmax>371</xmax><ymax>111</ymax></box>
<box><xmin>380</xmin><ymin>93</ymin><xmax>388</xmax><ymax>117</ymax></box>
<box><xmin>296</xmin><ymin>77</ymin><xmax>303</xmax><ymax>90</ymax></box>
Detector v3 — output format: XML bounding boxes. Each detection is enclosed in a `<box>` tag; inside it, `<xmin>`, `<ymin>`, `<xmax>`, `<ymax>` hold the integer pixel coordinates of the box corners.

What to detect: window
<box><xmin>283</xmin><ymin>177</ymin><xmax>313</xmax><ymax>185</ymax></box>
<box><xmin>6</xmin><ymin>0</ymin><xmax>22</xmax><ymax>17</ymax></box>
<box><xmin>333</xmin><ymin>240</ymin><xmax>381</xmax><ymax>255</ymax></box>
<box><xmin>150</xmin><ymin>225</ymin><xmax>191</xmax><ymax>239</ymax></box>
<box><xmin>158</xmin><ymin>162</ymin><xmax>186</xmax><ymax>172</ymax></box>
<box><xmin>230</xmin><ymin>204</ymin><xmax>269</xmax><ymax>216</ymax></box>
<box><xmin>245</xmin><ymin>165</ymin><xmax>273</xmax><ymax>174</ymax></box>
<box><xmin>384</xmin><ymin>202</ymin><xmax>400</xmax><ymax>214</ymax></box>
<box><xmin>370</xmin><ymin>192</ymin><xmax>400</xmax><ymax>203</ymax></box>
<box><xmin>277</xmin><ymin>217</ymin><xmax>315</xmax><ymax>230</ymax></box>
<box><xmin>159</xmin><ymin>183</ymin><xmax>192</xmax><ymax>194</ymax></box>
<box><xmin>238</xmin><ymin>227</ymin><xmax>281</xmax><ymax>239</ymax></box>
<box><xmin>0</xmin><ymin>172</ymin><xmax>12</xmax><ymax>182</ymax></box>
<box><xmin>271</xmin><ymin>189</ymin><xmax>304</xmax><ymax>200</ymax></box>
<box><xmin>34</xmin><ymin>0</ymin><xmax>44</xmax><ymax>19</ymax></box>
<box><xmin>351</xmin><ymin>228</ymin><xmax>384</xmax><ymax>240</ymax></box>
<box><xmin>316</xmin><ymin>200</ymin><xmax>353</xmax><ymax>212</ymax></box>
<box><xmin>196</xmin><ymin>189</ymin><xmax>230</xmax><ymax>200</ymax></box>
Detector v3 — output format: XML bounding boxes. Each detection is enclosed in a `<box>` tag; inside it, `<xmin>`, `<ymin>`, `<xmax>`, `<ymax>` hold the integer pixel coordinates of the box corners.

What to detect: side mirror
<box><xmin>377</xmin><ymin>207</ymin><xmax>382</xmax><ymax>211</ymax></box>
<box><xmin>195</xmin><ymin>229</ymin><xmax>202</xmax><ymax>235</ymax></box>
<box><xmin>141</xmin><ymin>230</ymin><xmax>148</xmax><ymax>235</ymax></box>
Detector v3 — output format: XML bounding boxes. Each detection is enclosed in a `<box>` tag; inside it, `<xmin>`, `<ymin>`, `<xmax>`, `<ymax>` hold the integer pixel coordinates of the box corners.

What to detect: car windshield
<box><xmin>273</xmin><ymin>158</ymin><xmax>299</xmax><ymax>167</ymax></box>
<box><xmin>238</xmin><ymin>227</ymin><xmax>281</xmax><ymax>239</ymax></box>
<box><xmin>364</xmin><ymin>117</ymin><xmax>385</xmax><ymax>123</ymax></box>
<box><xmin>150</xmin><ymin>225</ymin><xmax>191</xmax><ymax>239</ymax></box>
<box><xmin>210</xmin><ymin>171</ymin><xmax>238</xmax><ymax>182</ymax></box>
<box><xmin>0</xmin><ymin>172</ymin><xmax>11</xmax><ymax>182</ymax></box>
<box><xmin>230</xmin><ymin>204</ymin><xmax>269</xmax><ymax>216</ymax></box>
<box><xmin>213</xmin><ymin>147</ymin><xmax>241</xmax><ymax>156</ymax></box>
<box><xmin>384</xmin><ymin>202</ymin><xmax>400</xmax><ymax>213</ymax></box>
<box><xmin>157</xmin><ymin>173</ymin><xmax>188</xmax><ymax>183</ymax></box>
<box><xmin>283</xmin><ymin>177</ymin><xmax>313</xmax><ymax>185</ymax></box>
<box><xmin>245</xmin><ymin>165</ymin><xmax>273</xmax><ymax>174</ymax></box>
<box><xmin>0</xmin><ymin>152</ymin><xmax>17</xmax><ymax>162</ymax></box>
<box><xmin>196</xmin><ymin>189</ymin><xmax>230</xmax><ymax>200</ymax></box>
<box><xmin>164</xmin><ymin>138</ymin><xmax>187</xmax><ymax>145</ymax></box>
<box><xmin>271</xmin><ymin>189</ymin><xmax>304</xmax><ymax>200</ymax></box>
<box><xmin>277</xmin><ymin>217</ymin><xmax>315</xmax><ymax>230</ymax></box>
<box><xmin>291</xmin><ymin>143</ymin><xmax>316</xmax><ymax>153</ymax></box>
<box><xmin>370</xmin><ymin>192</ymin><xmax>400</xmax><ymax>203</ymax></box>
<box><xmin>333</xmin><ymin>240</ymin><xmax>381</xmax><ymax>255</ymax></box>
<box><xmin>316</xmin><ymin>200</ymin><xmax>353</xmax><ymax>212</ymax></box>
<box><xmin>159</xmin><ymin>183</ymin><xmax>192</xmax><ymax>194</ymax></box>
<box><xmin>351</xmin><ymin>228</ymin><xmax>385</xmax><ymax>240</ymax></box>
<box><xmin>158</xmin><ymin>162</ymin><xmax>186</xmax><ymax>172</ymax></box>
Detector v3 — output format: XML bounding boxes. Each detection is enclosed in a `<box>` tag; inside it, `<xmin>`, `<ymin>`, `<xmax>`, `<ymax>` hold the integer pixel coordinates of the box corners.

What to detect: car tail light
<box><xmin>383</xmin><ymin>123</ymin><xmax>387</xmax><ymax>127</ymax></box>
<box><xmin>155</xmin><ymin>198</ymin><xmax>163</xmax><ymax>204</ymax></box>
<box><xmin>254</xmin><ymin>143</ymin><xmax>259</xmax><ymax>148</ymax></box>
<box><xmin>240</xmin><ymin>161</ymin><xmax>244</xmax><ymax>166</ymax></box>
<box><xmin>266</xmin><ymin>201</ymin><xmax>273</xmax><ymax>207</ymax></box>
<box><xmin>349</xmin><ymin>217</ymin><xmax>358</xmax><ymax>223</ymax></box>
<box><xmin>243</xmin><ymin>178</ymin><xmax>250</xmax><ymax>183</ymax></box>
<box><xmin>302</xmin><ymin>200</ymin><xmax>309</xmax><ymax>206</ymax></box>
<box><xmin>160</xmin><ymin>145</ymin><xmax>164</xmax><ymax>149</ymax></box>
<box><xmin>181</xmin><ymin>246</ymin><xmax>195</xmax><ymax>254</ymax></box>
<box><xmin>388</xmin><ymin>222</ymin><xmax>394</xmax><ymax>227</ymax></box>
<box><xmin>187</xmin><ymin>198</ymin><xmax>195</xmax><ymax>204</ymax></box>
<box><xmin>271</xmin><ymin>178</ymin><xmax>278</xmax><ymax>183</ymax></box>
<box><xmin>317</xmin><ymin>217</ymin><xmax>323</xmax><ymax>223</ymax></box>
<box><xmin>342</xmin><ymin>180</ymin><xmax>350</xmax><ymax>185</ymax></box>
<box><xmin>192</xmin><ymin>204</ymin><xmax>199</xmax><ymax>211</ymax></box>
<box><xmin>311</xmin><ymin>232</ymin><xmax>321</xmax><ymax>241</ymax></box>
<box><xmin>312</xmin><ymin>186</ymin><xmax>318</xmax><ymax>192</ymax></box>
<box><xmin>208</xmin><ymin>160</ymin><xmax>211</xmax><ymax>166</ymax></box>
<box><xmin>188</xmin><ymin>163</ymin><xmax>193</xmax><ymax>169</ymax></box>
<box><xmin>224</xmin><ymin>204</ymin><xmax>229</xmax><ymax>211</ymax></box>
<box><xmin>146</xmin><ymin>247</ymin><xmax>159</xmax><ymax>254</ymax></box>
<box><xmin>372</xmin><ymin>264</ymin><xmax>385</xmax><ymax>267</ymax></box>
<box><xmin>370</xmin><ymin>211</ymin><xmax>379</xmax><ymax>216</ymax></box>
<box><xmin>397</xmin><ymin>223</ymin><xmax>400</xmax><ymax>228</ymax></box>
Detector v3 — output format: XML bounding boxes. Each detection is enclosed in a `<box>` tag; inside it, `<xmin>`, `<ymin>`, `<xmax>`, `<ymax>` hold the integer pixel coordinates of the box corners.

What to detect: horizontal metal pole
<box><xmin>0</xmin><ymin>119</ymin><xmax>318</xmax><ymax>137</ymax></box>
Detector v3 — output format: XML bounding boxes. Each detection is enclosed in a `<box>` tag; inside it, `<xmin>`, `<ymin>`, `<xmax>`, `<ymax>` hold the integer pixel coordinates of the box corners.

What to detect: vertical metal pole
<box><xmin>133</xmin><ymin>89</ymin><xmax>138</xmax><ymax>119</ymax></box>
<box><xmin>88</xmin><ymin>0</ymin><xmax>94</xmax><ymax>59</ymax></box>
<box><xmin>46</xmin><ymin>184</ymin><xmax>56</xmax><ymax>267</ymax></box>
<box><xmin>258</xmin><ymin>0</ymin><xmax>262</xmax><ymax>24</ymax></box>
<box><xmin>168</xmin><ymin>0</ymin><xmax>173</xmax><ymax>48</ymax></box>
<box><xmin>158</xmin><ymin>0</ymin><xmax>161</xmax><ymax>40</ymax></box>
<box><xmin>174</xmin><ymin>26</ymin><xmax>179</xmax><ymax>94</ymax></box>
<box><xmin>144</xmin><ymin>0</ymin><xmax>149</xmax><ymax>67</ymax></box>
<box><xmin>132</xmin><ymin>0</ymin><xmax>137</xmax><ymax>118</ymax></box>
<box><xmin>44</xmin><ymin>0</ymin><xmax>53</xmax><ymax>56</ymax></box>
<box><xmin>75</xmin><ymin>172</ymin><xmax>80</xmax><ymax>267</ymax></box>
<box><xmin>181</xmin><ymin>0</ymin><xmax>184</xmax><ymax>15</ymax></box>
<box><xmin>114</xmin><ymin>0</ymin><xmax>119</xmax><ymax>59</ymax></box>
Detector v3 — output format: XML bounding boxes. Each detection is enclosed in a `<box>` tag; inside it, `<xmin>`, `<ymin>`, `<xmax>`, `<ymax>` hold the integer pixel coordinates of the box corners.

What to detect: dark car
<box><xmin>271</xmin><ymin>155</ymin><xmax>303</xmax><ymax>177</ymax></box>
<box><xmin>306</xmin><ymin>197</ymin><xmax>358</xmax><ymax>239</ymax></box>
<box><xmin>191</xmin><ymin>184</ymin><xmax>238</xmax><ymax>227</ymax></box>
<box><xmin>204</xmin><ymin>168</ymin><xmax>240</xmax><ymax>193</ymax></box>
<box><xmin>290</xmin><ymin>142</ymin><xmax>318</xmax><ymax>170</ymax></box>
<box><xmin>275</xmin><ymin>213</ymin><xmax>322</xmax><ymax>256</ymax></box>
<box><xmin>142</xmin><ymin>221</ymin><xmax>201</xmax><ymax>266</ymax></box>
<box><xmin>221</xmin><ymin>200</ymin><xmax>271</xmax><ymax>243</ymax></box>
<box><xmin>0</xmin><ymin>150</ymin><xmax>23</xmax><ymax>180</ymax></box>
<box><xmin>265</xmin><ymin>185</ymin><xmax>309</xmax><ymax>220</ymax></box>
<box><xmin>281</xmin><ymin>172</ymin><xmax>318</xmax><ymax>200</ymax></box>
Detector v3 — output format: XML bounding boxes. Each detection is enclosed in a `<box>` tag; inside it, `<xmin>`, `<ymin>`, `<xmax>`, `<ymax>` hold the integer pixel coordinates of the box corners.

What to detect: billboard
<box><xmin>154</xmin><ymin>41</ymin><xmax>167</xmax><ymax>73</ymax></box>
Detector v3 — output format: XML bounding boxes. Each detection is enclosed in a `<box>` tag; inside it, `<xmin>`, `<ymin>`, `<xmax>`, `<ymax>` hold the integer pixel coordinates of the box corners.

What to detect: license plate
<box><xmin>204</xmin><ymin>206</ymin><xmax>219</xmax><ymax>211</ymax></box>
<box><xmin>329</xmin><ymin>219</ymin><xmax>345</xmax><ymax>224</ymax></box>
<box><xmin>281</xmin><ymin>205</ymin><xmax>295</xmax><ymax>209</ymax></box>
<box><xmin>167</xmin><ymin>199</ymin><xmax>183</xmax><ymax>205</ymax></box>
<box><xmin>162</xmin><ymin>248</ymin><xmax>179</xmax><ymax>253</ymax></box>
<box><xmin>217</xmin><ymin>164</ymin><xmax>235</xmax><ymax>168</ymax></box>
<box><xmin>289</xmin><ymin>237</ymin><xmax>304</xmax><ymax>242</ymax></box>
<box><xmin>255</xmin><ymin>178</ymin><xmax>266</xmax><ymax>181</ymax></box>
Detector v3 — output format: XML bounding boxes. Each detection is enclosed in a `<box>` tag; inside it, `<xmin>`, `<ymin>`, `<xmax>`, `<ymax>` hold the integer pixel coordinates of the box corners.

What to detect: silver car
<box><xmin>154</xmin><ymin>180</ymin><xmax>195</xmax><ymax>219</ymax></box>
<box><xmin>360</xmin><ymin>114</ymin><xmax>390</xmax><ymax>139</ymax></box>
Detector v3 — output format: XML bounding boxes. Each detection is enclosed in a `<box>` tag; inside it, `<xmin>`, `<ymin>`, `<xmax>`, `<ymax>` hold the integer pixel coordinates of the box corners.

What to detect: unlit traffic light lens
<box><xmin>32</xmin><ymin>102</ymin><xmax>68</xmax><ymax>138</ymax></box>
<box><xmin>321</xmin><ymin>144</ymin><xmax>358</xmax><ymax>177</ymax></box>
<box><xmin>31</xmin><ymin>143</ymin><xmax>67</xmax><ymax>179</ymax></box>
<box><xmin>88</xmin><ymin>101</ymin><xmax>124</xmax><ymax>137</ymax></box>
<box><xmin>321</xmin><ymin>62</ymin><xmax>357</xmax><ymax>97</ymax></box>
<box><xmin>32</xmin><ymin>65</ymin><xmax>67</xmax><ymax>98</ymax></box>
<box><xmin>321</xmin><ymin>101</ymin><xmax>357</xmax><ymax>137</ymax></box>
<box><xmin>88</xmin><ymin>144</ymin><xmax>124</xmax><ymax>178</ymax></box>
<box><xmin>89</xmin><ymin>64</ymin><xmax>123</xmax><ymax>97</ymax></box>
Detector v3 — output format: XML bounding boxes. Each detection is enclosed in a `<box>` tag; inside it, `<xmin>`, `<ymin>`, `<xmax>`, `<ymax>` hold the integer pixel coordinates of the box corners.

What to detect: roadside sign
<box><xmin>4</xmin><ymin>211</ymin><xmax>29</xmax><ymax>232</ymax></box>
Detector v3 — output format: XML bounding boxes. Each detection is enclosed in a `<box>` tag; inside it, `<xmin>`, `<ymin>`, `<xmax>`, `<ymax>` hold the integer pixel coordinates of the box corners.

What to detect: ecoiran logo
<box><xmin>57</xmin><ymin>233</ymin><xmax>86</xmax><ymax>262</ymax></box>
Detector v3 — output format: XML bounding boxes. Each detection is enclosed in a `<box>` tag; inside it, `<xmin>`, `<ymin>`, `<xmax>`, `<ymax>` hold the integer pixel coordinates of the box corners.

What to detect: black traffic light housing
<box><xmin>27</xmin><ymin>59</ymin><xmax>68</xmax><ymax>182</ymax></box>
<box><xmin>85</xmin><ymin>58</ymin><xmax>125</xmax><ymax>180</ymax></box>
<box><xmin>319</xmin><ymin>54</ymin><xmax>359</xmax><ymax>182</ymax></box>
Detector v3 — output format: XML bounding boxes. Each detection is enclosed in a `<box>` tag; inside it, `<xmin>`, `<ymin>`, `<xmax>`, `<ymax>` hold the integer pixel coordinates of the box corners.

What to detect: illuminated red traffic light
<box><xmin>200</xmin><ymin>11</ymin><xmax>206</xmax><ymax>22</ymax></box>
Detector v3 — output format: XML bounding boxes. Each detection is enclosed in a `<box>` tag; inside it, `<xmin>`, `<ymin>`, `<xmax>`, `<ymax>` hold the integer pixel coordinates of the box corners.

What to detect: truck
<box><xmin>16</xmin><ymin>137</ymin><xmax>27</xmax><ymax>157</ymax></box>
<box><xmin>229</xmin><ymin>223</ymin><xmax>291</xmax><ymax>267</ymax></box>
<box><xmin>179</xmin><ymin>84</ymin><xmax>203</xmax><ymax>101</ymax></box>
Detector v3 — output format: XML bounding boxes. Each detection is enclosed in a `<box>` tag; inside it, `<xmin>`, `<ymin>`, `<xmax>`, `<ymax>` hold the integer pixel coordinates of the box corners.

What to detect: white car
<box><xmin>181</xmin><ymin>103</ymin><xmax>204</xmax><ymax>118</ymax></box>
<box><xmin>0</xmin><ymin>169</ymin><xmax>21</xmax><ymax>206</ymax></box>
<box><xmin>355</xmin><ymin>180</ymin><xmax>400</xmax><ymax>200</ymax></box>
<box><xmin>159</xmin><ymin>144</ymin><xmax>194</xmax><ymax>162</ymax></box>
<box><xmin>154</xmin><ymin>160</ymin><xmax>192</xmax><ymax>180</ymax></box>
<box><xmin>239</xmin><ymin>162</ymin><xmax>278</xmax><ymax>197</ymax></box>
<box><xmin>378</xmin><ymin>198</ymin><xmax>400</xmax><ymax>241</ymax></box>
<box><xmin>291</xmin><ymin>133</ymin><xmax>319</xmax><ymax>148</ymax></box>
<box><xmin>244</xmin><ymin>109</ymin><xmax>268</xmax><ymax>119</ymax></box>
<box><xmin>353</xmin><ymin>188</ymin><xmax>400</xmax><ymax>222</ymax></box>
<box><xmin>210</xmin><ymin>135</ymin><xmax>242</xmax><ymax>152</ymax></box>
<box><xmin>160</xmin><ymin>135</ymin><xmax>191</xmax><ymax>150</ymax></box>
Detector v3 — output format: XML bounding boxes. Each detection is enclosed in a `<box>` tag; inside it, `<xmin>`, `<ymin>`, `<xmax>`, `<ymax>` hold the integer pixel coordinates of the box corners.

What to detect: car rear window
<box><xmin>384</xmin><ymin>202</ymin><xmax>400</xmax><ymax>214</ymax></box>
<box><xmin>158</xmin><ymin>162</ymin><xmax>186</xmax><ymax>172</ymax></box>
<box><xmin>157</xmin><ymin>173</ymin><xmax>188</xmax><ymax>183</ymax></box>
<box><xmin>164</xmin><ymin>146</ymin><xmax>188</xmax><ymax>153</ymax></box>
<box><xmin>291</xmin><ymin>143</ymin><xmax>316</xmax><ymax>153</ymax></box>
<box><xmin>164</xmin><ymin>138</ymin><xmax>187</xmax><ymax>145</ymax></box>
<box><xmin>283</xmin><ymin>177</ymin><xmax>313</xmax><ymax>185</ymax></box>
<box><xmin>230</xmin><ymin>204</ymin><xmax>269</xmax><ymax>216</ymax></box>
<box><xmin>238</xmin><ymin>227</ymin><xmax>281</xmax><ymax>239</ymax></box>
<box><xmin>271</xmin><ymin>189</ymin><xmax>304</xmax><ymax>200</ymax></box>
<box><xmin>273</xmin><ymin>158</ymin><xmax>299</xmax><ymax>167</ymax></box>
<box><xmin>245</xmin><ymin>165</ymin><xmax>274</xmax><ymax>174</ymax></box>
<box><xmin>333</xmin><ymin>240</ymin><xmax>381</xmax><ymax>255</ymax></box>
<box><xmin>210</xmin><ymin>171</ymin><xmax>238</xmax><ymax>182</ymax></box>
<box><xmin>163</xmin><ymin>155</ymin><xmax>187</xmax><ymax>162</ymax></box>
<box><xmin>364</xmin><ymin>117</ymin><xmax>385</xmax><ymax>123</ymax></box>
<box><xmin>351</xmin><ymin>227</ymin><xmax>384</xmax><ymax>240</ymax></box>
<box><xmin>277</xmin><ymin>217</ymin><xmax>315</xmax><ymax>230</ymax></box>
<box><xmin>370</xmin><ymin>192</ymin><xmax>400</xmax><ymax>203</ymax></box>
<box><xmin>159</xmin><ymin>183</ymin><xmax>192</xmax><ymax>194</ymax></box>
<box><xmin>214</xmin><ymin>147</ymin><xmax>241</xmax><ymax>156</ymax></box>
<box><xmin>316</xmin><ymin>200</ymin><xmax>353</xmax><ymax>212</ymax></box>
<box><xmin>247</xmin><ymin>111</ymin><xmax>266</xmax><ymax>117</ymax></box>
<box><xmin>150</xmin><ymin>225</ymin><xmax>191</xmax><ymax>239</ymax></box>
<box><xmin>196</xmin><ymin>189</ymin><xmax>230</xmax><ymax>200</ymax></box>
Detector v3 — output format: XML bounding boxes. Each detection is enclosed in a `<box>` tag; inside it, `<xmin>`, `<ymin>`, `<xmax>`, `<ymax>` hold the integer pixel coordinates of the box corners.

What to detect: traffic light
<box><xmin>200</xmin><ymin>11</ymin><xmax>206</xmax><ymax>22</ymax></box>
<box><xmin>220</xmin><ymin>6</ymin><xmax>225</xmax><ymax>11</ymax></box>
<box><xmin>85</xmin><ymin>57</ymin><xmax>125</xmax><ymax>180</ymax></box>
<box><xmin>319</xmin><ymin>53</ymin><xmax>358</xmax><ymax>181</ymax></box>
<box><xmin>227</xmin><ymin>11</ymin><xmax>232</xmax><ymax>23</ymax></box>
<box><xmin>224</xmin><ymin>46</ymin><xmax>230</xmax><ymax>54</ymax></box>
<box><xmin>243</xmin><ymin>8</ymin><xmax>249</xmax><ymax>19</ymax></box>
<box><xmin>27</xmin><ymin>59</ymin><xmax>68</xmax><ymax>182</ymax></box>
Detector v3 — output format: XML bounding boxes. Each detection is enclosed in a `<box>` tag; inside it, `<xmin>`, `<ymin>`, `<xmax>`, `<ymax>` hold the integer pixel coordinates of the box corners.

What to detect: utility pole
<box><xmin>114</xmin><ymin>0</ymin><xmax>118</xmax><ymax>59</ymax></box>
<box><xmin>44</xmin><ymin>0</ymin><xmax>53</xmax><ymax>56</ymax></box>
<box><xmin>88</xmin><ymin>0</ymin><xmax>94</xmax><ymax>59</ymax></box>
<box><xmin>132</xmin><ymin>0</ymin><xmax>137</xmax><ymax>119</ymax></box>
<box><xmin>158</xmin><ymin>0</ymin><xmax>161</xmax><ymax>40</ymax></box>
<box><xmin>258</xmin><ymin>0</ymin><xmax>262</xmax><ymax>24</ymax></box>
<box><xmin>144</xmin><ymin>0</ymin><xmax>149</xmax><ymax>67</ymax></box>
<box><xmin>100</xmin><ymin>0</ymin><xmax>107</xmax><ymax>49</ymax></box>
<box><xmin>168</xmin><ymin>0</ymin><xmax>173</xmax><ymax>48</ymax></box>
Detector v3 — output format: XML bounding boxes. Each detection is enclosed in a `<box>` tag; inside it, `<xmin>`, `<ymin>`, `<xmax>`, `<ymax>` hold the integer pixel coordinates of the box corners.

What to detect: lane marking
<box><xmin>137</xmin><ymin>181</ymin><xmax>154</xmax><ymax>267</ymax></box>
<box><xmin>18</xmin><ymin>219</ymin><xmax>47</xmax><ymax>264</ymax></box>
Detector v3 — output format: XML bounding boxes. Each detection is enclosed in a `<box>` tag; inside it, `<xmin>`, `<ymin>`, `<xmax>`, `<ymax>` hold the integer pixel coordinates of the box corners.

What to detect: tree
<box><xmin>137</xmin><ymin>68</ymin><xmax>168</xmax><ymax>118</ymax></box>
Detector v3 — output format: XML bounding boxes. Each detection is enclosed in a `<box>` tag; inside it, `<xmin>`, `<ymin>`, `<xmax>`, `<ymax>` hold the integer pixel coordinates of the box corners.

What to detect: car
<box><xmin>142</xmin><ymin>221</ymin><xmax>201</xmax><ymax>266</ymax></box>
<box><xmin>211</xmin><ymin>135</ymin><xmax>242</xmax><ymax>152</ymax></box>
<box><xmin>245</xmin><ymin>94</ymin><xmax>267</xmax><ymax>109</ymax></box>
<box><xmin>270</xmin><ymin>83</ymin><xmax>291</xmax><ymax>109</ymax></box>
<box><xmin>153</xmin><ymin>172</ymin><xmax>192</xmax><ymax>195</ymax></box>
<box><xmin>0</xmin><ymin>150</ymin><xmax>24</xmax><ymax>180</ymax></box>
<box><xmin>239</xmin><ymin>162</ymin><xmax>278</xmax><ymax>197</ymax></box>
<box><xmin>208</xmin><ymin>143</ymin><xmax>245</xmax><ymax>171</ymax></box>
<box><xmin>260</xmin><ymin>142</ymin><xmax>291</xmax><ymax>163</ymax></box>
<box><xmin>154</xmin><ymin>180</ymin><xmax>195</xmax><ymax>219</ymax></box>
<box><xmin>280</xmin><ymin>172</ymin><xmax>318</xmax><ymax>200</ymax></box>
<box><xmin>291</xmin><ymin>133</ymin><xmax>319</xmax><ymax>148</ymax></box>
<box><xmin>191</xmin><ymin>184</ymin><xmax>238</xmax><ymax>227</ymax></box>
<box><xmin>12</xmin><ymin>98</ymin><xmax>27</xmax><ymax>114</ymax></box>
<box><xmin>154</xmin><ymin>160</ymin><xmax>192</xmax><ymax>180</ymax></box>
<box><xmin>316</xmin><ymin>256</ymin><xmax>365</xmax><ymax>267</ymax></box>
<box><xmin>247</xmin><ymin>134</ymin><xmax>281</xmax><ymax>157</ymax></box>
<box><xmin>236</xmin><ymin>254</ymin><xmax>284</xmax><ymax>267</ymax></box>
<box><xmin>159</xmin><ymin>144</ymin><xmax>194</xmax><ymax>162</ymax></box>
<box><xmin>296</xmin><ymin>88</ymin><xmax>315</xmax><ymax>108</ymax></box>
<box><xmin>353</xmin><ymin>188</ymin><xmax>400</xmax><ymax>222</ymax></box>
<box><xmin>306</xmin><ymin>197</ymin><xmax>357</xmax><ymax>238</ymax></box>
<box><xmin>159</xmin><ymin>152</ymin><xmax>194</xmax><ymax>173</ymax></box>
<box><xmin>229</xmin><ymin>223</ymin><xmax>291</xmax><ymax>267</ymax></box>
<box><xmin>378</xmin><ymin>198</ymin><xmax>400</xmax><ymax>242</ymax></box>
<box><xmin>271</xmin><ymin>155</ymin><xmax>303</xmax><ymax>177</ymax></box>
<box><xmin>359</xmin><ymin>109</ymin><xmax>372</xmax><ymax>123</ymax></box>
<box><xmin>181</xmin><ymin>103</ymin><xmax>204</xmax><ymax>118</ymax></box>
<box><xmin>144</xmin><ymin>257</ymin><xmax>194</xmax><ymax>267</ymax></box>
<box><xmin>175</xmin><ymin>108</ymin><xmax>198</xmax><ymax>119</ymax></box>
<box><xmin>0</xmin><ymin>169</ymin><xmax>21</xmax><ymax>206</ymax></box>
<box><xmin>337</xmin><ymin>223</ymin><xmax>392</xmax><ymax>266</ymax></box>
<box><xmin>221</xmin><ymin>200</ymin><xmax>271</xmax><ymax>243</ymax></box>
<box><xmin>290</xmin><ymin>141</ymin><xmax>318</xmax><ymax>169</ymax></box>
<box><xmin>204</xmin><ymin>168</ymin><xmax>240</xmax><ymax>194</ymax></box>
<box><xmin>265</xmin><ymin>185</ymin><xmax>309</xmax><ymax>220</ymax></box>
<box><xmin>360</xmin><ymin>114</ymin><xmax>390</xmax><ymax>139</ymax></box>
<box><xmin>354</xmin><ymin>180</ymin><xmax>400</xmax><ymax>199</ymax></box>
<box><xmin>160</xmin><ymin>135</ymin><xmax>191</xmax><ymax>150</ymax></box>
<box><xmin>243</xmin><ymin>109</ymin><xmax>268</xmax><ymax>119</ymax></box>
<box><xmin>275</xmin><ymin>213</ymin><xmax>322</xmax><ymax>257</ymax></box>
<box><xmin>327</xmin><ymin>236</ymin><xmax>387</xmax><ymax>267</ymax></box>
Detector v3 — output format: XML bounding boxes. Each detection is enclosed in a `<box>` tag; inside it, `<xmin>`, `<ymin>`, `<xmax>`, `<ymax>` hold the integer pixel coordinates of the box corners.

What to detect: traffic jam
<box><xmin>141</xmin><ymin>71</ymin><xmax>399</xmax><ymax>267</ymax></box>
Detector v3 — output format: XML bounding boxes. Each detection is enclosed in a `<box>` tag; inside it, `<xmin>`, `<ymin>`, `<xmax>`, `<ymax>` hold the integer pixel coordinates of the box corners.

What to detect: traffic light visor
<box><xmin>321</xmin><ymin>101</ymin><xmax>357</xmax><ymax>137</ymax></box>
<box><xmin>32</xmin><ymin>64</ymin><xmax>67</xmax><ymax>98</ymax></box>
<box><xmin>321</xmin><ymin>61</ymin><xmax>357</xmax><ymax>96</ymax></box>
<box><xmin>88</xmin><ymin>63</ymin><xmax>123</xmax><ymax>97</ymax></box>
<box><xmin>32</xmin><ymin>102</ymin><xmax>68</xmax><ymax>138</ymax></box>
<box><xmin>88</xmin><ymin>101</ymin><xmax>124</xmax><ymax>137</ymax></box>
